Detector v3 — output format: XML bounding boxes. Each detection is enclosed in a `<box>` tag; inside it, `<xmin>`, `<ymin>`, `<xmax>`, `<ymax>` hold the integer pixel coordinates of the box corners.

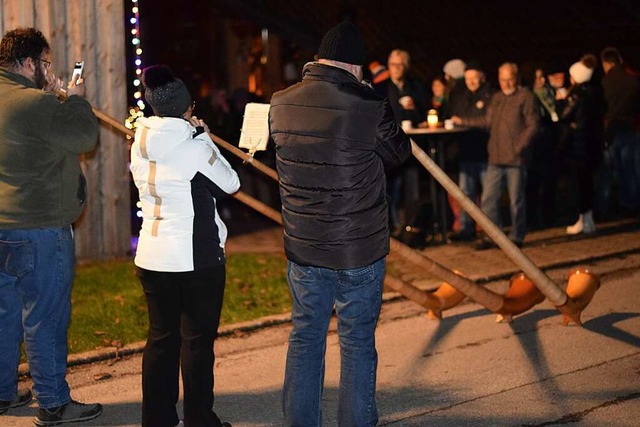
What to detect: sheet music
<box><xmin>239</xmin><ymin>103</ymin><xmax>270</xmax><ymax>154</ymax></box>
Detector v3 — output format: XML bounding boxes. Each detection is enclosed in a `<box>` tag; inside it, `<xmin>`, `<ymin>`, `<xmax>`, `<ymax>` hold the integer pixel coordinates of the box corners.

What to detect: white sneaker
<box><xmin>582</xmin><ymin>210</ymin><xmax>596</xmax><ymax>234</ymax></box>
<box><xmin>566</xmin><ymin>215</ymin><xmax>583</xmax><ymax>234</ymax></box>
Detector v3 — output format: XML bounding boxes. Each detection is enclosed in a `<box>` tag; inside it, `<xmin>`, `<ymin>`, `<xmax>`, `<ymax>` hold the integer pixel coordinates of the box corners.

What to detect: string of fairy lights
<box><xmin>125</xmin><ymin>0</ymin><xmax>145</xmax><ymax>133</ymax></box>
<box><xmin>126</xmin><ymin>0</ymin><xmax>145</xmax><ymax>225</ymax></box>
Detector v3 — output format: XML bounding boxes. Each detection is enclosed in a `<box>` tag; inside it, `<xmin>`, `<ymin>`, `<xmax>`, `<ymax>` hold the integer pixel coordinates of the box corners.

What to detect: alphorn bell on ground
<box><xmin>494</xmin><ymin>273</ymin><xmax>545</xmax><ymax>323</ymax></box>
<box><xmin>388</xmin><ymin>238</ymin><xmax>547</xmax><ymax>320</ymax></box>
<box><xmin>383</xmin><ymin>273</ymin><xmax>466</xmax><ymax>320</ymax></box>
<box><xmin>563</xmin><ymin>268</ymin><xmax>600</xmax><ymax>326</ymax></box>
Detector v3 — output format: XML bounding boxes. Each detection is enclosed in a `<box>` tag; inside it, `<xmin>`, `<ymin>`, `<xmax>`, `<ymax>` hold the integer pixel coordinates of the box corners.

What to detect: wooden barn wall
<box><xmin>1</xmin><ymin>0</ymin><xmax>131</xmax><ymax>261</ymax></box>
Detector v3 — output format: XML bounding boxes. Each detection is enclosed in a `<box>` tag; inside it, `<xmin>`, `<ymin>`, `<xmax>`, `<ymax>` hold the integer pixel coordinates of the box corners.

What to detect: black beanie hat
<box><xmin>465</xmin><ymin>60</ymin><xmax>483</xmax><ymax>72</ymax></box>
<box><xmin>546</xmin><ymin>60</ymin><xmax>566</xmax><ymax>75</ymax></box>
<box><xmin>143</xmin><ymin>65</ymin><xmax>192</xmax><ymax>117</ymax></box>
<box><xmin>317</xmin><ymin>21</ymin><xmax>366</xmax><ymax>66</ymax></box>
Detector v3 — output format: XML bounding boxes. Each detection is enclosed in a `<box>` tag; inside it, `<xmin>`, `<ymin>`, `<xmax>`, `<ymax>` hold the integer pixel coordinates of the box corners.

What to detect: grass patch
<box><xmin>64</xmin><ymin>253</ymin><xmax>290</xmax><ymax>355</ymax></box>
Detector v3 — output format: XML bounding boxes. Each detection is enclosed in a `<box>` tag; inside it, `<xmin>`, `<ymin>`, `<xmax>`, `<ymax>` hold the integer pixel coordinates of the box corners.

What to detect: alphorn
<box><xmin>57</xmin><ymin>89</ymin><xmax>281</xmax><ymax>239</ymax></box>
<box><xmin>409</xmin><ymin>139</ymin><xmax>597</xmax><ymax>325</ymax></box>
<box><xmin>79</xmin><ymin>95</ymin><xmax>595</xmax><ymax>324</ymax></box>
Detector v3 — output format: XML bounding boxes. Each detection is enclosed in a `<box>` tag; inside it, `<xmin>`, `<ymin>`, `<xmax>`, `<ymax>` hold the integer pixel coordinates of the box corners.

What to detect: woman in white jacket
<box><xmin>130</xmin><ymin>65</ymin><xmax>239</xmax><ymax>427</ymax></box>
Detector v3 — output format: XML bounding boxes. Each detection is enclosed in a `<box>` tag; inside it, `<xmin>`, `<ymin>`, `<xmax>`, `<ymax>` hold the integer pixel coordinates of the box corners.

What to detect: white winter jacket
<box><xmin>130</xmin><ymin>116</ymin><xmax>240</xmax><ymax>272</ymax></box>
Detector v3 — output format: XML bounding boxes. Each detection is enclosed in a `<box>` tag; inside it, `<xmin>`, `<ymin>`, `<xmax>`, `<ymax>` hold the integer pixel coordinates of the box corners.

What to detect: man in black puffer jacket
<box><xmin>269</xmin><ymin>20</ymin><xmax>411</xmax><ymax>427</ymax></box>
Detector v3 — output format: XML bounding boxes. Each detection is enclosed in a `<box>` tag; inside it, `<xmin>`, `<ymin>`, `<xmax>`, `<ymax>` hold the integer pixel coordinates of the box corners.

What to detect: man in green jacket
<box><xmin>0</xmin><ymin>27</ymin><xmax>102</xmax><ymax>426</ymax></box>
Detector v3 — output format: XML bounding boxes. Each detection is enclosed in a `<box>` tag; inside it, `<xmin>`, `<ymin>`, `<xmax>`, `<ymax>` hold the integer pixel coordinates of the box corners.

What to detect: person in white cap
<box><xmin>559</xmin><ymin>58</ymin><xmax>604</xmax><ymax>235</ymax></box>
<box><xmin>443</xmin><ymin>58</ymin><xmax>467</xmax><ymax>99</ymax></box>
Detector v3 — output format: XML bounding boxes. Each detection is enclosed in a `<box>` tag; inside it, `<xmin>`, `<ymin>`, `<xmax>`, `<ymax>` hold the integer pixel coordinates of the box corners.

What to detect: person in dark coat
<box><xmin>452</xmin><ymin>63</ymin><xmax>539</xmax><ymax>248</ymax></box>
<box><xmin>599</xmin><ymin>47</ymin><xmax>640</xmax><ymax>212</ymax></box>
<box><xmin>376</xmin><ymin>49</ymin><xmax>428</xmax><ymax>239</ymax></box>
<box><xmin>524</xmin><ymin>63</ymin><xmax>562</xmax><ymax>229</ymax></box>
<box><xmin>560</xmin><ymin>60</ymin><xmax>604</xmax><ymax>234</ymax></box>
<box><xmin>269</xmin><ymin>21</ymin><xmax>411</xmax><ymax>426</ymax></box>
<box><xmin>379</xmin><ymin>49</ymin><xmax>428</xmax><ymax>127</ymax></box>
<box><xmin>447</xmin><ymin>61</ymin><xmax>494</xmax><ymax>241</ymax></box>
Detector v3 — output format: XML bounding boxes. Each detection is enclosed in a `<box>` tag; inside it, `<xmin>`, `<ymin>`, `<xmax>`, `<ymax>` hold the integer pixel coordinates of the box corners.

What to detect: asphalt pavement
<box><xmin>3</xmin><ymin>219</ymin><xmax>640</xmax><ymax>426</ymax></box>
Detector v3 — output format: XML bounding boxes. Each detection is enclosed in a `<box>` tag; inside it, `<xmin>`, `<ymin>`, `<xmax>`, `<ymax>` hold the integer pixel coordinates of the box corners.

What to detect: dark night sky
<box><xmin>132</xmin><ymin>0</ymin><xmax>640</xmax><ymax>91</ymax></box>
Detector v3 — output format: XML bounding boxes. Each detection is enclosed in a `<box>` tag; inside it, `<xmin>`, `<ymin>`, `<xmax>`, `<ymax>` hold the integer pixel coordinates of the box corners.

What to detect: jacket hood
<box><xmin>302</xmin><ymin>61</ymin><xmax>361</xmax><ymax>86</ymax></box>
<box><xmin>0</xmin><ymin>67</ymin><xmax>38</xmax><ymax>89</ymax></box>
<box><xmin>136</xmin><ymin>116</ymin><xmax>193</xmax><ymax>160</ymax></box>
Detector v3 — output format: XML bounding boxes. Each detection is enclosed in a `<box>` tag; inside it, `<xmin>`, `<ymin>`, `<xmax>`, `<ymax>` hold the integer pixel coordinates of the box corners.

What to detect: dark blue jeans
<box><xmin>596</xmin><ymin>130</ymin><xmax>640</xmax><ymax>214</ymax></box>
<box><xmin>0</xmin><ymin>227</ymin><xmax>74</xmax><ymax>409</ymax></box>
<box><xmin>459</xmin><ymin>161</ymin><xmax>487</xmax><ymax>234</ymax></box>
<box><xmin>611</xmin><ymin>129</ymin><xmax>640</xmax><ymax>210</ymax></box>
<box><xmin>481</xmin><ymin>164</ymin><xmax>528</xmax><ymax>243</ymax></box>
<box><xmin>283</xmin><ymin>258</ymin><xmax>385</xmax><ymax>427</ymax></box>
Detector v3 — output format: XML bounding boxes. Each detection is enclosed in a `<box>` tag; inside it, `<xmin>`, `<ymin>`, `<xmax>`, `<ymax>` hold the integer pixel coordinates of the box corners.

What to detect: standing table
<box><xmin>404</xmin><ymin>126</ymin><xmax>471</xmax><ymax>243</ymax></box>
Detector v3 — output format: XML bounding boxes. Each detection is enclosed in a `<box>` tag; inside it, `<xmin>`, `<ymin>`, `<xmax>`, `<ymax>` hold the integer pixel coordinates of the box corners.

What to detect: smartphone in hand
<box><xmin>72</xmin><ymin>61</ymin><xmax>84</xmax><ymax>82</ymax></box>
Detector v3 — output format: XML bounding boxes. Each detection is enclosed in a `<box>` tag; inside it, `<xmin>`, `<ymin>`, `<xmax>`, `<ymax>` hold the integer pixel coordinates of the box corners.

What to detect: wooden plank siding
<box><xmin>2</xmin><ymin>0</ymin><xmax>131</xmax><ymax>261</ymax></box>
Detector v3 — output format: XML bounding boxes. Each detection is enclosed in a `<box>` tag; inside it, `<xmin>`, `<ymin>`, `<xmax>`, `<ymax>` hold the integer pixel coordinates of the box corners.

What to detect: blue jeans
<box><xmin>0</xmin><ymin>227</ymin><xmax>74</xmax><ymax>409</ymax></box>
<box><xmin>595</xmin><ymin>146</ymin><xmax>614</xmax><ymax>216</ymax></box>
<box><xmin>283</xmin><ymin>258</ymin><xmax>385</xmax><ymax>427</ymax></box>
<box><xmin>459</xmin><ymin>161</ymin><xmax>487</xmax><ymax>234</ymax></box>
<box><xmin>596</xmin><ymin>130</ymin><xmax>640</xmax><ymax>214</ymax></box>
<box><xmin>481</xmin><ymin>165</ymin><xmax>528</xmax><ymax>243</ymax></box>
<box><xmin>611</xmin><ymin>129</ymin><xmax>640</xmax><ymax>210</ymax></box>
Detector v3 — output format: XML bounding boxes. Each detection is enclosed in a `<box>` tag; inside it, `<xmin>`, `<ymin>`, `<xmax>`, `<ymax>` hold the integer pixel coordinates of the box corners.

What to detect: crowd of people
<box><xmin>369</xmin><ymin>46</ymin><xmax>640</xmax><ymax>249</ymax></box>
<box><xmin>2</xmin><ymin>19</ymin><xmax>639</xmax><ymax>427</ymax></box>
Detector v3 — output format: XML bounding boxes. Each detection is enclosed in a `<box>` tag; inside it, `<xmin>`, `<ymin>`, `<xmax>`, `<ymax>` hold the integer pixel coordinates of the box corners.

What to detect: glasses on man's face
<box><xmin>35</xmin><ymin>58</ymin><xmax>51</xmax><ymax>70</ymax></box>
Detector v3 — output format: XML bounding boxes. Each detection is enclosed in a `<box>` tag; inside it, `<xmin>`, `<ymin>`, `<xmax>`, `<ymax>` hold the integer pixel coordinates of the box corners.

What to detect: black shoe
<box><xmin>34</xmin><ymin>400</ymin><xmax>103</xmax><ymax>426</ymax></box>
<box><xmin>401</xmin><ymin>226</ymin><xmax>427</xmax><ymax>249</ymax></box>
<box><xmin>0</xmin><ymin>389</ymin><xmax>32</xmax><ymax>414</ymax></box>
<box><xmin>449</xmin><ymin>231</ymin><xmax>476</xmax><ymax>242</ymax></box>
<box><xmin>473</xmin><ymin>238</ymin><xmax>497</xmax><ymax>251</ymax></box>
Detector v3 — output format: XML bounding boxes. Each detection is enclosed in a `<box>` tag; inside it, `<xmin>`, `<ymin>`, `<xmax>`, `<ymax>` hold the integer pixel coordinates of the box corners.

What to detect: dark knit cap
<box><xmin>143</xmin><ymin>65</ymin><xmax>192</xmax><ymax>117</ymax></box>
<box><xmin>317</xmin><ymin>21</ymin><xmax>366</xmax><ymax>66</ymax></box>
<box><xmin>546</xmin><ymin>60</ymin><xmax>566</xmax><ymax>75</ymax></box>
<box><xmin>465</xmin><ymin>60</ymin><xmax>483</xmax><ymax>72</ymax></box>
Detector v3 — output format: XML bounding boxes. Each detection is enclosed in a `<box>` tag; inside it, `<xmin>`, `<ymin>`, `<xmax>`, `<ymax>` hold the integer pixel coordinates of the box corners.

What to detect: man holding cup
<box><xmin>447</xmin><ymin>61</ymin><xmax>495</xmax><ymax>242</ymax></box>
<box><xmin>376</xmin><ymin>49</ymin><xmax>428</xmax><ymax>241</ymax></box>
<box><xmin>382</xmin><ymin>49</ymin><xmax>428</xmax><ymax>127</ymax></box>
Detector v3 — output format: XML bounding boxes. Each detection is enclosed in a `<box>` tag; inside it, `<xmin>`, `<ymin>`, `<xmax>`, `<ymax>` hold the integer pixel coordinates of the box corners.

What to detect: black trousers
<box><xmin>137</xmin><ymin>266</ymin><xmax>226</xmax><ymax>427</ymax></box>
<box><xmin>566</xmin><ymin>157</ymin><xmax>595</xmax><ymax>214</ymax></box>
